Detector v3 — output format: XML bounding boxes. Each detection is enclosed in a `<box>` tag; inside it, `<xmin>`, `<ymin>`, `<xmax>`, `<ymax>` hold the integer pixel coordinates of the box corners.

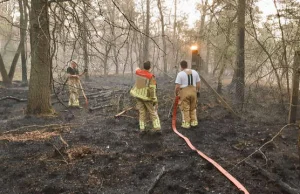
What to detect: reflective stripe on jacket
<box><xmin>130</xmin><ymin>68</ymin><xmax>157</xmax><ymax>102</ymax></box>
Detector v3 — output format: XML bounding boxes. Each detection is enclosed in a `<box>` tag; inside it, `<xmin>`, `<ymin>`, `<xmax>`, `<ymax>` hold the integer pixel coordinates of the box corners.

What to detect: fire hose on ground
<box><xmin>172</xmin><ymin>96</ymin><xmax>249</xmax><ymax>194</ymax></box>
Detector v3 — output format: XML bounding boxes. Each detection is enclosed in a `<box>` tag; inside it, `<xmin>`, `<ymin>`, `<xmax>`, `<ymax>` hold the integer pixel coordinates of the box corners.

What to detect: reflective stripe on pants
<box><xmin>136</xmin><ymin>99</ymin><xmax>161</xmax><ymax>130</ymax></box>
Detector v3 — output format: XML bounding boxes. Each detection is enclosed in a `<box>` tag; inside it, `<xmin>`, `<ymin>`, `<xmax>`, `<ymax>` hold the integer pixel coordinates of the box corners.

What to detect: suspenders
<box><xmin>187</xmin><ymin>74</ymin><xmax>193</xmax><ymax>86</ymax></box>
<box><xmin>184</xmin><ymin>70</ymin><xmax>193</xmax><ymax>86</ymax></box>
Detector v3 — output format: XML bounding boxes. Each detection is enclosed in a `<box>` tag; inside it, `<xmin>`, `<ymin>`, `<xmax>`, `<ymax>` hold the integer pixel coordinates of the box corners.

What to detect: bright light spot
<box><xmin>191</xmin><ymin>45</ymin><xmax>198</xmax><ymax>50</ymax></box>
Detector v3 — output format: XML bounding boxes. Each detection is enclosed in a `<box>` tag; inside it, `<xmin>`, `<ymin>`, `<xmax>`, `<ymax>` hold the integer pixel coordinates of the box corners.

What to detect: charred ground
<box><xmin>0</xmin><ymin>74</ymin><xmax>299</xmax><ymax>194</ymax></box>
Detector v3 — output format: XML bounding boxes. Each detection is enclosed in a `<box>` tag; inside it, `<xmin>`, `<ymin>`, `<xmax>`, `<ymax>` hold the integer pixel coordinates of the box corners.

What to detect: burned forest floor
<box><xmin>0</xmin><ymin>74</ymin><xmax>299</xmax><ymax>194</ymax></box>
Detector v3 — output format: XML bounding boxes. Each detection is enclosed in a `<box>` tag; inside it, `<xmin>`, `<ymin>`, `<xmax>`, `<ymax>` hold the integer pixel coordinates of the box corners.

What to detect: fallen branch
<box><xmin>89</xmin><ymin>104</ymin><xmax>113</xmax><ymax>111</ymax></box>
<box><xmin>2</xmin><ymin>123</ymin><xmax>74</xmax><ymax>134</ymax></box>
<box><xmin>0</xmin><ymin>96</ymin><xmax>27</xmax><ymax>102</ymax></box>
<box><xmin>231</xmin><ymin>124</ymin><xmax>296</xmax><ymax>170</ymax></box>
<box><xmin>118</xmin><ymin>115</ymin><xmax>136</xmax><ymax>119</ymax></box>
<box><xmin>245</xmin><ymin>161</ymin><xmax>300</xmax><ymax>194</ymax></box>
<box><xmin>152</xmin><ymin>64</ymin><xmax>174</xmax><ymax>79</ymax></box>
<box><xmin>52</xmin><ymin>144</ymin><xmax>68</xmax><ymax>164</ymax></box>
<box><xmin>147</xmin><ymin>166</ymin><xmax>166</xmax><ymax>194</ymax></box>
<box><xmin>199</xmin><ymin>74</ymin><xmax>238</xmax><ymax>117</ymax></box>
<box><xmin>114</xmin><ymin>107</ymin><xmax>133</xmax><ymax>118</ymax></box>
<box><xmin>59</xmin><ymin>135</ymin><xmax>69</xmax><ymax>147</ymax></box>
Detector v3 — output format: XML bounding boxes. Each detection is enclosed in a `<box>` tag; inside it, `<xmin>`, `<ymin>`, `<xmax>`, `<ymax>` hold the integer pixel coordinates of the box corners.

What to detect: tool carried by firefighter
<box><xmin>78</xmin><ymin>79</ymin><xmax>88</xmax><ymax>108</ymax></box>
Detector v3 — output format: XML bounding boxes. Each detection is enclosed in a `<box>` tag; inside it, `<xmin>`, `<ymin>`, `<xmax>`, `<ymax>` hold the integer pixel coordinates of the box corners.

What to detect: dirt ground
<box><xmin>0</xmin><ymin>74</ymin><xmax>299</xmax><ymax>194</ymax></box>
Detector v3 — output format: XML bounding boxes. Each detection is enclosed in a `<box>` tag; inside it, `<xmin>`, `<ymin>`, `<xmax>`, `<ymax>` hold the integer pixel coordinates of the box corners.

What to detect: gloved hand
<box><xmin>84</xmin><ymin>68</ymin><xmax>88</xmax><ymax>73</ymax></box>
<box><xmin>197</xmin><ymin>92</ymin><xmax>200</xmax><ymax>98</ymax></box>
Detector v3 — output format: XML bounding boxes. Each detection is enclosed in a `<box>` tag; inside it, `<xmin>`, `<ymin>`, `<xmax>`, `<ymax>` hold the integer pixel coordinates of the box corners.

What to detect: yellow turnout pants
<box><xmin>179</xmin><ymin>86</ymin><xmax>198</xmax><ymax>128</ymax></box>
<box><xmin>68</xmin><ymin>78</ymin><xmax>80</xmax><ymax>107</ymax></box>
<box><xmin>136</xmin><ymin>98</ymin><xmax>161</xmax><ymax>131</ymax></box>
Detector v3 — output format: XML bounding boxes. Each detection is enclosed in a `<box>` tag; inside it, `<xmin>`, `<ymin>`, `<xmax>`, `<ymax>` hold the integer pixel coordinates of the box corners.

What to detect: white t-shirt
<box><xmin>175</xmin><ymin>69</ymin><xmax>200</xmax><ymax>88</ymax></box>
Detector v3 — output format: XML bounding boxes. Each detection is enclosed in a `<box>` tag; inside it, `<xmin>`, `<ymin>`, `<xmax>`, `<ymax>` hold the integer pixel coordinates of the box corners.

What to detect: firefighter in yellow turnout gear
<box><xmin>67</xmin><ymin>61</ymin><xmax>87</xmax><ymax>108</ymax></box>
<box><xmin>175</xmin><ymin>60</ymin><xmax>201</xmax><ymax>129</ymax></box>
<box><xmin>130</xmin><ymin>61</ymin><xmax>161</xmax><ymax>133</ymax></box>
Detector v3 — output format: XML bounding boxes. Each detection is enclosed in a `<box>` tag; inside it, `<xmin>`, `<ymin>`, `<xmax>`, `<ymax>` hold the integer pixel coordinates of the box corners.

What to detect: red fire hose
<box><xmin>172</xmin><ymin>96</ymin><xmax>249</xmax><ymax>194</ymax></box>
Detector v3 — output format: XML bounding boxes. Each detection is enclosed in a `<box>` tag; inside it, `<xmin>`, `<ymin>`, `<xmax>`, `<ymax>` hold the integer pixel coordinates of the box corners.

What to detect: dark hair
<box><xmin>180</xmin><ymin>60</ymin><xmax>188</xmax><ymax>69</ymax></box>
<box><xmin>143</xmin><ymin>61</ymin><xmax>151</xmax><ymax>70</ymax></box>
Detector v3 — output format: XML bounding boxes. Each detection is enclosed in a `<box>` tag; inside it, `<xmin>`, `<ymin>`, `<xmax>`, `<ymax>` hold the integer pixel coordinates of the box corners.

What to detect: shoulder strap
<box><xmin>184</xmin><ymin>69</ymin><xmax>193</xmax><ymax>86</ymax></box>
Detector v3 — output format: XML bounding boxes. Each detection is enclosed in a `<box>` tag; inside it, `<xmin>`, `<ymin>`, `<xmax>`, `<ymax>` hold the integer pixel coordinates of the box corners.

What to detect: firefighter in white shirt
<box><xmin>175</xmin><ymin>60</ymin><xmax>201</xmax><ymax>129</ymax></box>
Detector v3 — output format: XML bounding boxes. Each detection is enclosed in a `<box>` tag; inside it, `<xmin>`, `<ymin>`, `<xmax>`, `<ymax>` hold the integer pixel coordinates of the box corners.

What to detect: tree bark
<box><xmin>274</xmin><ymin>0</ymin><xmax>290</xmax><ymax>100</ymax></box>
<box><xmin>19</xmin><ymin>0</ymin><xmax>28</xmax><ymax>84</ymax></box>
<box><xmin>205</xmin><ymin>15</ymin><xmax>213</xmax><ymax>74</ymax></box>
<box><xmin>157</xmin><ymin>0</ymin><xmax>167</xmax><ymax>73</ymax></box>
<box><xmin>104</xmin><ymin>44</ymin><xmax>111</xmax><ymax>75</ymax></box>
<box><xmin>142</xmin><ymin>0</ymin><xmax>150</xmax><ymax>65</ymax></box>
<box><xmin>199</xmin><ymin>0</ymin><xmax>209</xmax><ymax>73</ymax></box>
<box><xmin>235</xmin><ymin>0</ymin><xmax>246</xmax><ymax>106</ymax></box>
<box><xmin>8</xmin><ymin>43</ymin><xmax>22</xmax><ymax>80</ymax></box>
<box><xmin>288</xmin><ymin>51</ymin><xmax>300</xmax><ymax>124</ymax></box>
<box><xmin>82</xmin><ymin>3</ymin><xmax>89</xmax><ymax>80</ymax></box>
<box><xmin>0</xmin><ymin>54</ymin><xmax>10</xmax><ymax>85</ymax></box>
<box><xmin>27</xmin><ymin>0</ymin><xmax>52</xmax><ymax>115</ymax></box>
<box><xmin>172</xmin><ymin>0</ymin><xmax>178</xmax><ymax>70</ymax></box>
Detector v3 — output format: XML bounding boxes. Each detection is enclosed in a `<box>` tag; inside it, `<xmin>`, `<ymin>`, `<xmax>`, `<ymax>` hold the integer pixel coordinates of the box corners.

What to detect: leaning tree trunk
<box><xmin>8</xmin><ymin>43</ymin><xmax>22</xmax><ymax>80</ymax></box>
<box><xmin>0</xmin><ymin>54</ymin><xmax>10</xmax><ymax>85</ymax></box>
<box><xmin>235</xmin><ymin>0</ymin><xmax>246</xmax><ymax>106</ymax></box>
<box><xmin>27</xmin><ymin>0</ymin><xmax>52</xmax><ymax>115</ymax></box>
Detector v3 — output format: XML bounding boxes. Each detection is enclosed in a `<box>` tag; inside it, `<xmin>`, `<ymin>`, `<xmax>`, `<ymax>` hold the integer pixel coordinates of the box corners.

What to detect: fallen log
<box><xmin>0</xmin><ymin>96</ymin><xmax>27</xmax><ymax>102</ymax></box>
<box><xmin>245</xmin><ymin>161</ymin><xmax>300</xmax><ymax>194</ymax></box>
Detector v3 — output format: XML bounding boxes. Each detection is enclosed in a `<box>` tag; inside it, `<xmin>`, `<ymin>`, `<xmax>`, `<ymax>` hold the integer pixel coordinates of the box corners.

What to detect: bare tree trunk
<box><xmin>109</xmin><ymin>4</ymin><xmax>119</xmax><ymax>75</ymax></box>
<box><xmin>27</xmin><ymin>0</ymin><xmax>52</xmax><ymax>115</ymax></box>
<box><xmin>288</xmin><ymin>51</ymin><xmax>300</xmax><ymax>123</ymax></box>
<box><xmin>104</xmin><ymin>44</ymin><xmax>111</xmax><ymax>75</ymax></box>
<box><xmin>82</xmin><ymin>3</ymin><xmax>89</xmax><ymax>80</ymax></box>
<box><xmin>7</xmin><ymin>0</ymin><xmax>29</xmax><ymax>82</ymax></box>
<box><xmin>199</xmin><ymin>0</ymin><xmax>209</xmax><ymax>73</ymax></box>
<box><xmin>274</xmin><ymin>0</ymin><xmax>290</xmax><ymax>99</ymax></box>
<box><xmin>130</xmin><ymin>33</ymin><xmax>135</xmax><ymax>78</ymax></box>
<box><xmin>142</xmin><ymin>0</ymin><xmax>150</xmax><ymax>65</ymax></box>
<box><xmin>19</xmin><ymin>0</ymin><xmax>28</xmax><ymax>84</ymax></box>
<box><xmin>205</xmin><ymin>16</ymin><xmax>213</xmax><ymax>73</ymax></box>
<box><xmin>131</xmin><ymin>30</ymin><xmax>137</xmax><ymax>78</ymax></box>
<box><xmin>2</xmin><ymin>25</ymin><xmax>13</xmax><ymax>56</ymax></box>
<box><xmin>123</xmin><ymin>41</ymin><xmax>130</xmax><ymax>75</ymax></box>
<box><xmin>172</xmin><ymin>0</ymin><xmax>178</xmax><ymax>70</ymax></box>
<box><xmin>8</xmin><ymin>43</ymin><xmax>22</xmax><ymax>81</ymax></box>
<box><xmin>217</xmin><ymin>58</ymin><xmax>226</xmax><ymax>93</ymax></box>
<box><xmin>157</xmin><ymin>0</ymin><xmax>167</xmax><ymax>73</ymax></box>
<box><xmin>235</xmin><ymin>0</ymin><xmax>246</xmax><ymax>106</ymax></box>
<box><xmin>0</xmin><ymin>54</ymin><xmax>10</xmax><ymax>85</ymax></box>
